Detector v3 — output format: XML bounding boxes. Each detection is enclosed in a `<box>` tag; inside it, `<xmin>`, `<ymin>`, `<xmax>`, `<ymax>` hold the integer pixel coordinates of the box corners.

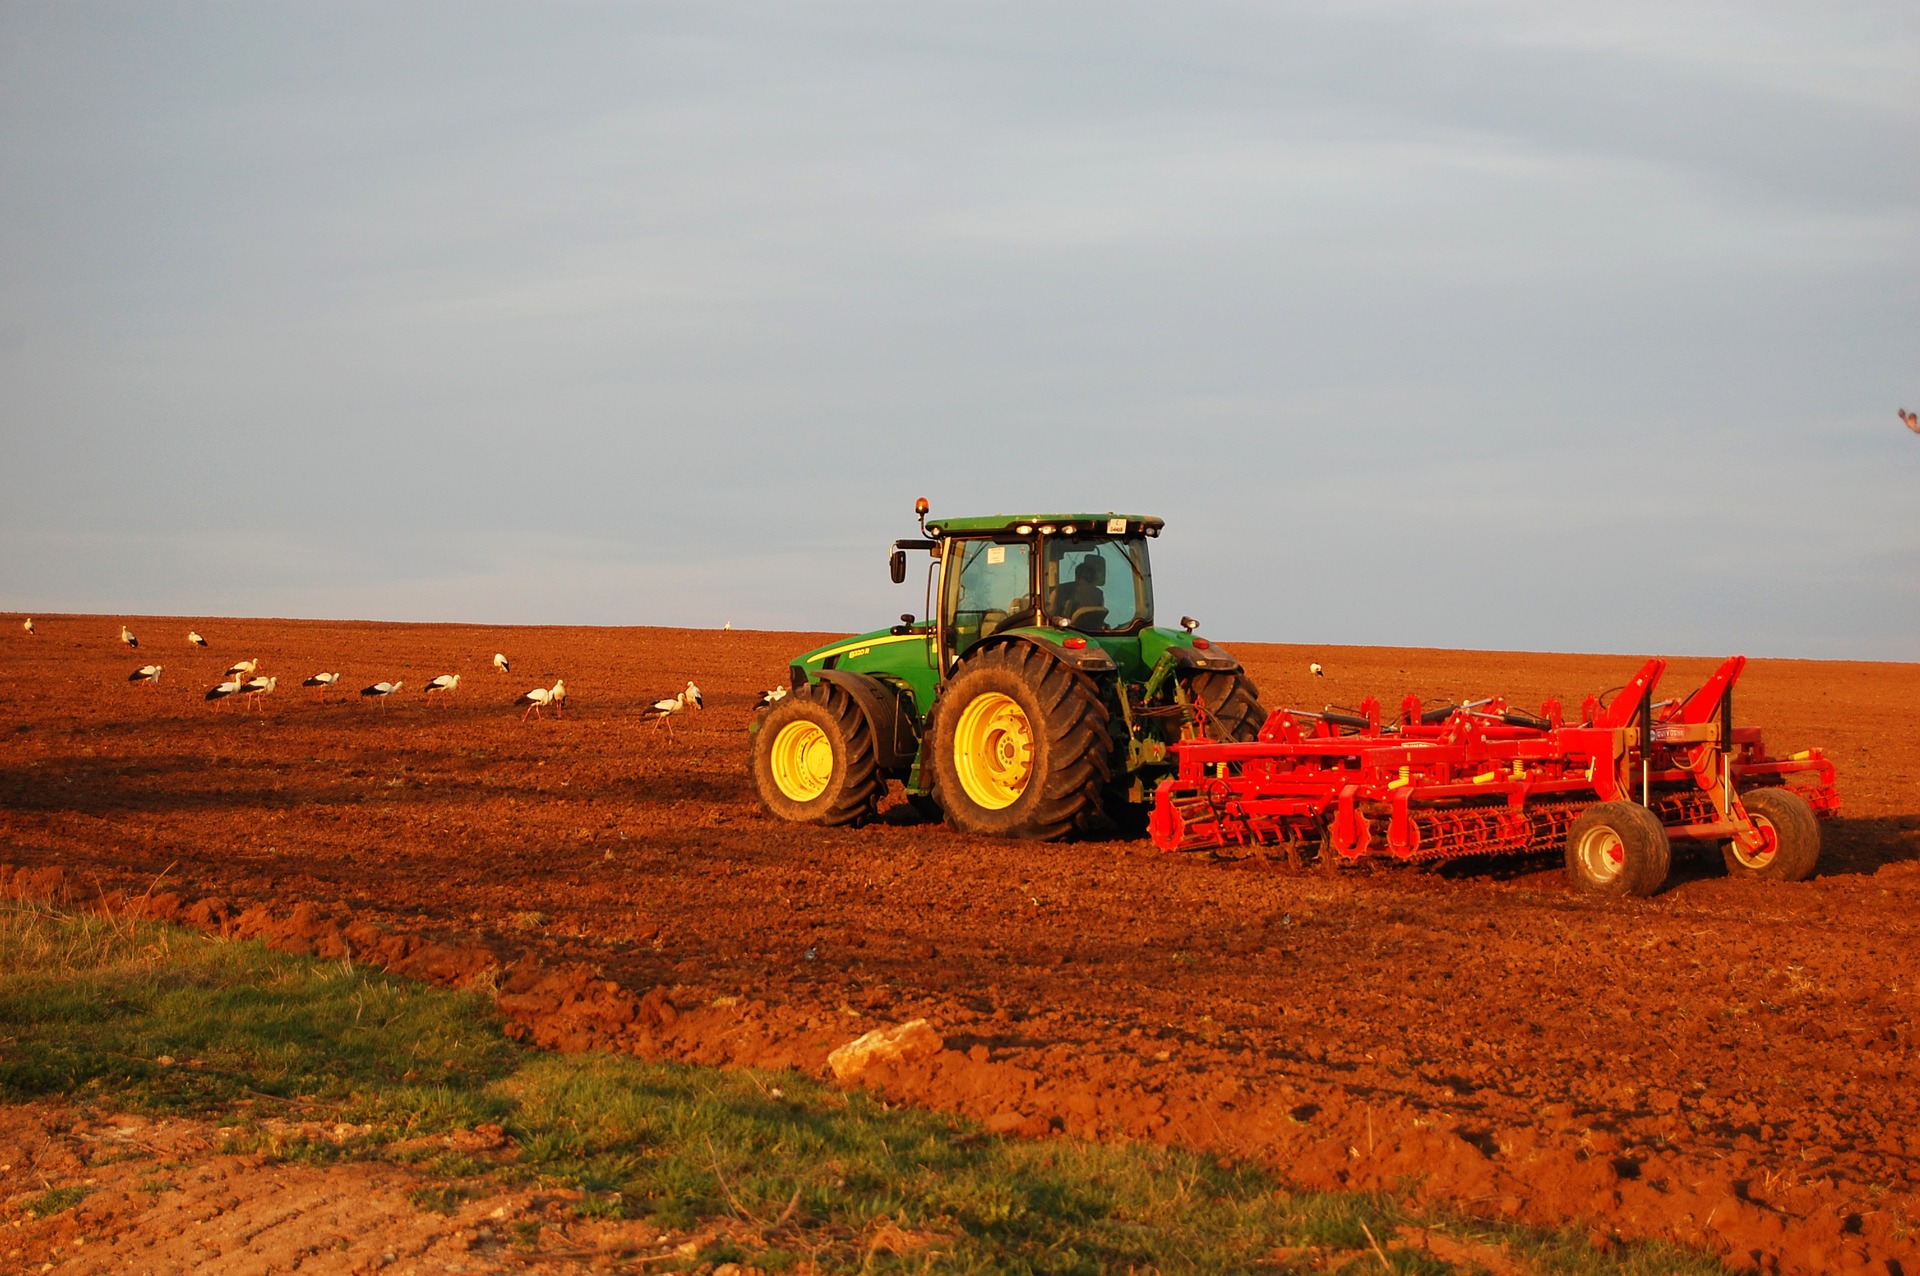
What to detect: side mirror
<box><xmin>889</xmin><ymin>549</ymin><xmax>907</xmax><ymax>584</ymax></box>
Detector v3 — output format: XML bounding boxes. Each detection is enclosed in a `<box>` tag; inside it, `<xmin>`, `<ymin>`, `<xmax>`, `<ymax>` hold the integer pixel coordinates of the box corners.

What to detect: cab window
<box><xmin>1042</xmin><ymin>535</ymin><xmax>1153</xmax><ymax>634</ymax></box>
<box><xmin>946</xmin><ymin>539</ymin><xmax>1035</xmax><ymax>656</ymax></box>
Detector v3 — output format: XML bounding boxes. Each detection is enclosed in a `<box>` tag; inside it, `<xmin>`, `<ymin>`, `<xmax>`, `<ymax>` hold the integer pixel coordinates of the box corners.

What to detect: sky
<box><xmin>1</xmin><ymin>1</ymin><xmax>1916</xmax><ymax>659</ymax></box>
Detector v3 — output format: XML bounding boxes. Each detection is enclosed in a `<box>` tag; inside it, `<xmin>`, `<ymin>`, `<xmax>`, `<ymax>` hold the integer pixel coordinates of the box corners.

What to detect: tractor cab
<box><xmin>922</xmin><ymin>512</ymin><xmax>1160</xmax><ymax>666</ymax></box>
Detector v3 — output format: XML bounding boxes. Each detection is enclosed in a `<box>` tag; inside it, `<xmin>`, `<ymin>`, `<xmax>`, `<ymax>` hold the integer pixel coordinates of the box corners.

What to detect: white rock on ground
<box><xmin>827</xmin><ymin>1019</ymin><xmax>944</xmax><ymax>1081</ymax></box>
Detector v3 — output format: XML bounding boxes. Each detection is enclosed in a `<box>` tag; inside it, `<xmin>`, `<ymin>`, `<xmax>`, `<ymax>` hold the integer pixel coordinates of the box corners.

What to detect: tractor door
<box><xmin>939</xmin><ymin>537</ymin><xmax>1036</xmax><ymax>669</ymax></box>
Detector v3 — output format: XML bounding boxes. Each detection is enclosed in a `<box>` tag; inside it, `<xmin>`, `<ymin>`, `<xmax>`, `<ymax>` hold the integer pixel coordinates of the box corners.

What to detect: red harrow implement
<box><xmin>1150</xmin><ymin>656</ymin><xmax>1838</xmax><ymax>896</ymax></box>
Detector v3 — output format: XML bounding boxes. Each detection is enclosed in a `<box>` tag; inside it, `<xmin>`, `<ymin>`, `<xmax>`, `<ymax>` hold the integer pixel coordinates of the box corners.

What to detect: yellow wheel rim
<box><xmin>953</xmin><ymin>691</ymin><xmax>1035</xmax><ymax>810</ymax></box>
<box><xmin>770</xmin><ymin>720</ymin><xmax>833</xmax><ymax>802</ymax></box>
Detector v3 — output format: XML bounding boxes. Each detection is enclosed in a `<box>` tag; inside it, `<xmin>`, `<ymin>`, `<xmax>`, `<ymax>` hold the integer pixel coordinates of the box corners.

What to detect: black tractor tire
<box><xmin>1724</xmin><ymin>787</ymin><xmax>1821</xmax><ymax>882</ymax></box>
<box><xmin>1565</xmin><ymin>801</ymin><xmax>1672</xmax><ymax>897</ymax></box>
<box><xmin>1184</xmin><ymin>669</ymin><xmax>1267</xmax><ymax>742</ymax></box>
<box><xmin>750</xmin><ymin>681</ymin><xmax>883</xmax><ymax>827</ymax></box>
<box><xmin>929</xmin><ymin>643</ymin><xmax>1112</xmax><ymax>840</ymax></box>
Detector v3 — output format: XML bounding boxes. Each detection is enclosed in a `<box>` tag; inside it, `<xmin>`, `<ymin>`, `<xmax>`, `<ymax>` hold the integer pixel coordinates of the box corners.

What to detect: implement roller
<box><xmin>1149</xmin><ymin>656</ymin><xmax>1838</xmax><ymax>896</ymax></box>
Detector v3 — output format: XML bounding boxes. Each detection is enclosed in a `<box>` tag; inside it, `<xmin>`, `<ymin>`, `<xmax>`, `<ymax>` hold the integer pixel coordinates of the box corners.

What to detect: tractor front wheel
<box><xmin>750</xmin><ymin>683</ymin><xmax>883</xmax><ymax>827</ymax></box>
<box><xmin>1565</xmin><ymin>801</ymin><xmax>1671</xmax><ymax>897</ymax></box>
<box><xmin>1723</xmin><ymin>787</ymin><xmax>1820</xmax><ymax>881</ymax></box>
<box><xmin>930</xmin><ymin>644</ymin><xmax>1111</xmax><ymax>840</ymax></box>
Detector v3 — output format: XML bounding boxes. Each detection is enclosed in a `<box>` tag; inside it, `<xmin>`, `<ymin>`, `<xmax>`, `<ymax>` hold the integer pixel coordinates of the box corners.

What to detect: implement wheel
<box><xmin>750</xmin><ymin>682</ymin><xmax>883</xmax><ymax>827</ymax></box>
<box><xmin>930</xmin><ymin>643</ymin><xmax>1111</xmax><ymax>840</ymax></box>
<box><xmin>1565</xmin><ymin>801</ymin><xmax>1671</xmax><ymax>897</ymax></box>
<box><xmin>1184</xmin><ymin>669</ymin><xmax>1267</xmax><ymax>742</ymax></box>
<box><xmin>1724</xmin><ymin>787</ymin><xmax>1820</xmax><ymax>882</ymax></box>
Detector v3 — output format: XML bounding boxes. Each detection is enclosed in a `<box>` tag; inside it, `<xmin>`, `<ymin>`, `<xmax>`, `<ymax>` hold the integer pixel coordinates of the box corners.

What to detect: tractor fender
<box><xmin>972</xmin><ymin>632</ymin><xmax>1117</xmax><ymax>675</ymax></box>
<box><xmin>1162</xmin><ymin>644</ymin><xmax>1242</xmax><ymax>674</ymax></box>
<box><xmin>813</xmin><ymin>670</ymin><xmax>921</xmax><ymax>771</ymax></box>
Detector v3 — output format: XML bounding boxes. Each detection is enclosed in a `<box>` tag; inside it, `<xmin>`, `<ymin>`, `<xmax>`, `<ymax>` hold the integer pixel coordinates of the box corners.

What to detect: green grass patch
<box><xmin>0</xmin><ymin>901</ymin><xmax>1728</xmax><ymax>1273</ymax></box>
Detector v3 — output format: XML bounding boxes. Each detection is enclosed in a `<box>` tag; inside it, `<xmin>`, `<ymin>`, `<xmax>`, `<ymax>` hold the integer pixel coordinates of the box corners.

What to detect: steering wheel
<box><xmin>1066</xmin><ymin>605</ymin><xmax>1108</xmax><ymax>632</ymax></box>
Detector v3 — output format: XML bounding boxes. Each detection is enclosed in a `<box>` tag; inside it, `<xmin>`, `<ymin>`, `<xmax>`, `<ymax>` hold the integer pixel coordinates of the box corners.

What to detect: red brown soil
<box><xmin>4</xmin><ymin>615</ymin><xmax>1918</xmax><ymax>1274</ymax></box>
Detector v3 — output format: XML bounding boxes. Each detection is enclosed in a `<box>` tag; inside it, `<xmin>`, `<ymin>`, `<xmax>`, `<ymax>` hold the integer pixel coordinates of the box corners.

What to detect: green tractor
<box><xmin>748</xmin><ymin>500</ymin><xmax>1266</xmax><ymax>839</ymax></box>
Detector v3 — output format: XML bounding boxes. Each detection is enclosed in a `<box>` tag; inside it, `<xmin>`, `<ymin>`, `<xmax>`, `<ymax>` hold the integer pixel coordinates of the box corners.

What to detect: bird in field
<box><xmin>516</xmin><ymin>683</ymin><xmax>560</xmax><ymax>722</ymax></box>
<box><xmin>549</xmin><ymin>678</ymin><xmax>566</xmax><ymax>715</ymax></box>
<box><xmin>128</xmin><ymin>664</ymin><xmax>163</xmax><ymax>687</ymax></box>
<box><xmin>423</xmin><ymin>673</ymin><xmax>461</xmax><ymax>698</ymax></box>
<box><xmin>642</xmin><ymin>682</ymin><xmax>704</xmax><ymax>733</ymax></box>
<box><xmin>754</xmin><ymin>685</ymin><xmax>789</xmax><ymax>709</ymax></box>
<box><xmin>121</xmin><ymin>625</ymin><xmax>138</xmax><ymax>648</ymax></box>
<box><xmin>23</xmin><ymin>618</ymin><xmax>34</xmax><ymax>635</ymax></box>
<box><xmin>492</xmin><ymin>652</ymin><xmax>509</xmax><ymax>674</ymax></box>
<box><xmin>361</xmin><ymin>680</ymin><xmax>403</xmax><ymax>705</ymax></box>
<box><xmin>303</xmin><ymin>672</ymin><xmax>341</xmax><ymax>691</ymax></box>
<box><xmin>188</xmin><ymin>630</ymin><xmax>207</xmax><ymax>647</ymax></box>
<box><xmin>240</xmin><ymin>675</ymin><xmax>277</xmax><ymax>704</ymax></box>
<box><xmin>1310</xmin><ymin>662</ymin><xmax>1325</xmax><ymax>677</ymax></box>
<box><xmin>224</xmin><ymin>659</ymin><xmax>258</xmax><ymax>680</ymax></box>
<box><xmin>723</xmin><ymin>621</ymin><xmax>732</xmax><ymax>632</ymax></box>
<box><xmin>1903</xmin><ymin>408</ymin><xmax>1920</xmax><ymax>435</ymax></box>
<box><xmin>205</xmin><ymin>679</ymin><xmax>243</xmax><ymax>707</ymax></box>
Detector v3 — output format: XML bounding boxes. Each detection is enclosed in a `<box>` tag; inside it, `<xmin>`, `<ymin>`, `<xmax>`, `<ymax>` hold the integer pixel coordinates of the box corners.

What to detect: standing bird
<box><xmin>205</xmin><ymin>678</ymin><xmax>243</xmax><ymax>707</ymax></box>
<box><xmin>423</xmin><ymin>673</ymin><xmax>461</xmax><ymax>698</ymax></box>
<box><xmin>121</xmin><ymin>625</ymin><xmax>139</xmax><ymax>648</ymax></box>
<box><xmin>492</xmin><ymin>652</ymin><xmax>510</xmax><ymax>674</ymax></box>
<box><xmin>128</xmin><ymin>664</ymin><xmax>163</xmax><ymax>687</ymax></box>
<box><xmin>188</xmin><ymin>630</ymin><xmax>208</xmax><ymax>647</ymax></box>
<box><xmin>360</xmin><ymin>680</ymin><xmax>403</xmax><ymax>705</ymax></box>
<box><xmin>303</xmin><ymin>671</ymin><xmax>341</xmax><ymax>691</ymax></box>
<box><xmin>240</xmin><ymin>675</ymin><xmax>277</xmax><ymax>705</ymax></box>
<box><xmin>22</xmin><ymin>618</ymin><xmax>33</xmax><ymax>635</ymax></box>
<box><xmin>224</xmin><ymin>659</ymin><xmax>258</xmax><ymax>681</ymax></box>
<box><xmin>548</xmin><ymin>678</ymin><xmax>566</xmax><ymax>716</ymax></box>
<box><xmin>1310</xmin><ymin>662</ymin><xmax>1325</xmax><ymax>677</ymax></box>
<box><xmin>722</xmin><ymin>621</ymin><xmax>732</xmax><ymax>632</ymax></box>
<box><xmin>1903</xmin><ymin>408</ymin><xmax>1919</xmax><ymax>435</ymax></box>
<box><xmin>516</xmin><ymin>683</ymin><xmax>559</xmax><ymax>722</ymax></box>
<box><xmin>641</xmin><ymin>682</ymin><xmax>704</xmax><ymax>733</ymax></box>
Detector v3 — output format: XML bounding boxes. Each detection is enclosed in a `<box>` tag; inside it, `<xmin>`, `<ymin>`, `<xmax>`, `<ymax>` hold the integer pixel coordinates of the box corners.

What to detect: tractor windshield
<box><xmin>1042</xmin><ymin>535</ymin><xmax>1153</xmax><ymax>634</ymax></box>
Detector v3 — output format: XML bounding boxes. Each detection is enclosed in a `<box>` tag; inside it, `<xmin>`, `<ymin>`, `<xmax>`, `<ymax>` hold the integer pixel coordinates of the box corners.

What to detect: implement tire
<box><xmin>1724</xmin><ymin>787</ymin><xmax>1820</xmax><ymax>882</ymax></box>
<box><xmin>1565</xmin><ymin>801</ymin><xmax>1671</xmax><ymax>897</ymax></box>
<box><xmin>1185</xmin><ymin>669</ymin><xmax>1267</xmax><ymax>742</ymax></box>
<box><xmin>750</xmin><ymin>682</ymin><xmax>883</xmax><ymax>827</ymax></box>
<box><xmin>930</xmin><ymin>643</ymin><xmax>1111</xmax><ymax>840</ymax></box>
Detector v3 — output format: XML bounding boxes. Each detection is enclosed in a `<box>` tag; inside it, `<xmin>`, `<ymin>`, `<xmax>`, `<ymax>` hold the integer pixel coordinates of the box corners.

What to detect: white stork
<box><xmin>549</xmin><ymin>678</ymin><xmax>566</xmax><ymax>715</ymax></box>
<box><xmin>423</xmin><ymin>673</ymin><xmax>461</xmax><ymax>699</ymax></box>
<box><xmin>361</xmin><ymin>680</ymin><xmax>403</xmax><ymax>706</ymax></box>
<box><xmin>240</xmin><ymin>675</ymin><xmax>277</xmax><ymax>704</ymax></box>
<box><xmin>1310</xmin><ymin>662</ymin><xmax>1325</xmax><ymax>677</ymax></box>
<box><xmin>303</xmin><ymin>672</ymin><xmax>341</xmax><ymax>691</ymax></box>
<box><xmin>22</xmin><ymin>618</ymin><xmax>33</xmax><ymax>635</ymax></box>
<box><xmin>128</xmin><ymin>664</ymin><xmax>163</xmax><ymax>687</ymax></box>
<box><xmin>754</xmin><ymin>685</ymin><xmax>789</xmax><ymax>709</ymax></box>
<box><xmin>493</xmin><ymin>652</ymin><xmax>509</xmax><ymax>674</ymax></box>
<box><xmin>641</xmin><ymin>681</ymin><xmax>703</xmax><ymax>733</ymax></box>
<box><xmin>121</xmin><ymin>625</ymin><xmax>139</xmax><ymax>648</ymax></box>
<box><xmin>205</xmin><ymin>679</ymin><xmax>243</xmax><ymax>707</ymax></box>
<box><xmin>516</xmin><ymin>683</ymin><xmax>559</xmax><ymax>722</ymax></box>
<box><xmin>188</xmin><ymin>630</ymin><xmax>207</xmax><ymax>647</ymax></box>
<box><xmin>225</xmin><ymin>659</ymin><xmax>259</xmax><ymax>680</ymax></box>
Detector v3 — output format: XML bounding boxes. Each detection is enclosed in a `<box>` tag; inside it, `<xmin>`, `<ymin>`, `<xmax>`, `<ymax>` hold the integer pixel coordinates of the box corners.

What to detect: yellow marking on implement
<box><xmin>804</xmin><ymin>633</ymin><xmax>928</xmax><ymax>664</ymax></box>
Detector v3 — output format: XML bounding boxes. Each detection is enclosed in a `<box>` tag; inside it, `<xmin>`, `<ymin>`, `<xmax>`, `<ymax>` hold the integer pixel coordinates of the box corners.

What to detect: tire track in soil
<box><xmin>4</xmin><ymin>617</ymin><xmax>1919</xmax><ymax>1273</ymax></box>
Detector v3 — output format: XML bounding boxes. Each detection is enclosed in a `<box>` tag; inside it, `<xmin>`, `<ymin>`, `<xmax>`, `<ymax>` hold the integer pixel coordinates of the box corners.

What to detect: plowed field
<box><xmin>4</xmin><ymin>616</ymin><xmax>1918</xmax><ymax>1273</ymax></box>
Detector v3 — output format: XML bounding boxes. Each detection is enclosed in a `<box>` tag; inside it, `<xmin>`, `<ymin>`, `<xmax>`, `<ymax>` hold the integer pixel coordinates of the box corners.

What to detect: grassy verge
<box><xmin>0</xmin><ymin>902</ymin><xmax>1725</xmax><ymax>1274</ymax></box>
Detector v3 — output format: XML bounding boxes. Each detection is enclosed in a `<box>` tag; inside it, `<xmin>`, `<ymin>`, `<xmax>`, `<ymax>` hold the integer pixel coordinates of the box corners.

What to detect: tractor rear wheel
<box><xmin>750</xmin><ymin>682</ymin><xmax>883</xmax><ymax>827</ymax></box>
<box><xmin>1565</xmin><ymin>801</ymin><xmax>1671</xmax><ymax>897</ymax></box>
<box><xmin>1724</xmin><ymin>787</ymin><xmax>1820</xmax><ymax>882</ymax></box>
<box><xmin>930</xmin><ymin>643</ymin><xmax>1111</xmax><ymax>840</ymax></box>
<box><xmin>1184</xmin><ymin>669</ymin><xmax>1267</xmax><ymax>742</ymax></box>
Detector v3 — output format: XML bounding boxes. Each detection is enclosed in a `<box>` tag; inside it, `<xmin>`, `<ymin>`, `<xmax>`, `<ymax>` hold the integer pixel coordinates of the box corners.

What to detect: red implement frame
<box><xmin>1150</xmin><ymin>656</ymin><xmax>1838</xmax><ymax>864</ymax></box>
